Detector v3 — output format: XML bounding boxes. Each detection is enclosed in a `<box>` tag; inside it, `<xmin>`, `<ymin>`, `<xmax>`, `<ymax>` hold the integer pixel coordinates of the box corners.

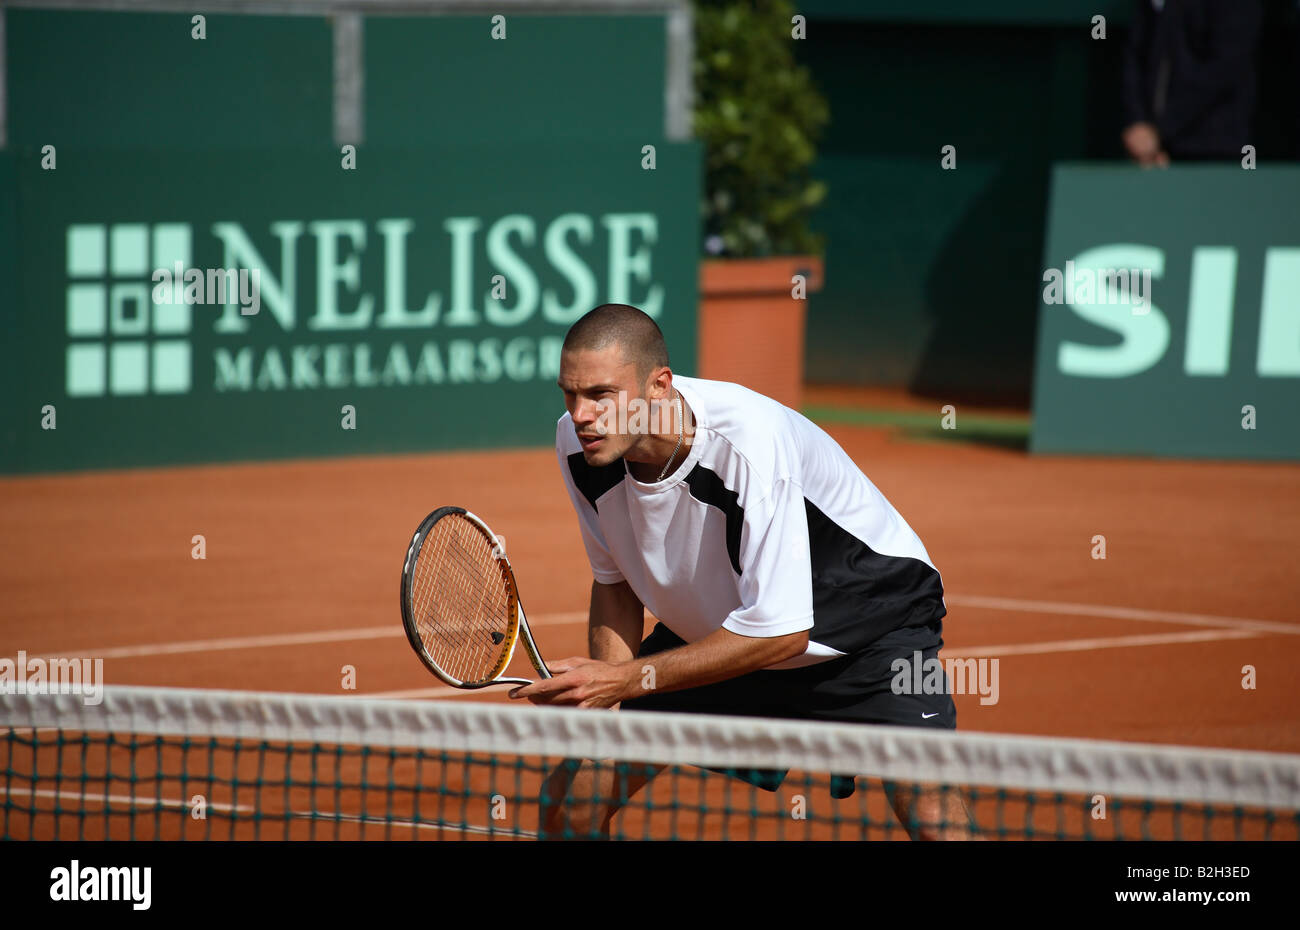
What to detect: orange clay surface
<box><xmin>2</xmin><ymin>398</ymin><xmax>1298</xmax><ymax>839</ymax></box>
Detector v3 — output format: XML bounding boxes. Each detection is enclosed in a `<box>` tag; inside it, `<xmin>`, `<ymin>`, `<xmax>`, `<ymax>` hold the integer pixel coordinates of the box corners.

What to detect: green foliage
<box><xmin>694</xmin><ymin>0</ymin><xmax>829</xmax><ymax>258</ymax></box>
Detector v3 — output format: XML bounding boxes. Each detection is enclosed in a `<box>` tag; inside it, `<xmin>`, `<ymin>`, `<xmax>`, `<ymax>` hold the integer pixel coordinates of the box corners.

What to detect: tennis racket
<box><xmin>400</xmin><ymin>506</ymin><xmax>552</xmax><ymax>689</ymax></box>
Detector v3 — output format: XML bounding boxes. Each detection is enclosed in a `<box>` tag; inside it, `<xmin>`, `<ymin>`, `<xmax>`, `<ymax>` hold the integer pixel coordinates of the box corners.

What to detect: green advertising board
<box><xmin>799</xmin><ymin>0</ymin><xmax>1131</xmax><ymax>25</ymax></box>
<box><xmin>5</xmin><ymin>8</ymin><xmax>676</xmax><ymax>149</ymax></box>
<box><xmin>1031</xmin><ymin>165</ymin><xmax>1300</xmax><ymax>460</ymax></box>
<box><xmin>0</xmin><ymin>141</ymin><xmax>701</xmax><ymax>472</ymax></box>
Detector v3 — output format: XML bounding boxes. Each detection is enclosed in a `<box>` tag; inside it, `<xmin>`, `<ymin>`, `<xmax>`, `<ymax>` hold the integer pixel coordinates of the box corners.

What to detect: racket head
<box><xmin>400</xmin><ymin>506</ymin><xmax>520</xmax><ymax>688</ymax></box>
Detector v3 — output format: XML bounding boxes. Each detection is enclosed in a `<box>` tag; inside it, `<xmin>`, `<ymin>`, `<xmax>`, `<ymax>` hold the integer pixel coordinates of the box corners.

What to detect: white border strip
<box><xmin>4</xmin><ymin>685</ymin><xmax>1298</xmax><ymax>810</ymax></box>
<box><xmin>663</xmin><ymin>3</ymin><xmax>692</xmax><ymax>141</ymax></box>
<box><xmin>332</xmin><ymin>11</ymin><xmax>364</xmax><ymax>146</ymax></box>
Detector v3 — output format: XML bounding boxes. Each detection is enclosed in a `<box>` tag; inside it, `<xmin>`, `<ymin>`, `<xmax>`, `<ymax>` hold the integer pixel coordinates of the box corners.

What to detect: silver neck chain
<box><xmin>657</xmin><ymin>393</ymin><xmax>685</xmax><ymax>482</ymax></box>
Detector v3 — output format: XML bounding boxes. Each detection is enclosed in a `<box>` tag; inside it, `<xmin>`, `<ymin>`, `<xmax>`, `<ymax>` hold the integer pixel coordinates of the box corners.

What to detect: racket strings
<box><xmin>417</xmin><ymin>522</ymin><xmax>503</xmax><ymax>675</ymax></box>
<box><xmin>414</xmin><ymin>526</ymin><xmax>504</xmax><ymax>682</ymax></box>
<box><xmin>410</xmin><ymin>514</ymin><xmax>513</xmax><ymax>684</ymax></box>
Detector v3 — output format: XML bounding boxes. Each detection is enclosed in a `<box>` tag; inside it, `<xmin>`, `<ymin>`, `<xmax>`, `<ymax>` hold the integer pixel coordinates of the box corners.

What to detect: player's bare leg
<box><xmin>885</xmin><ymin>780</ymin><xmax>980</xmax><ymax>840</ymax></box>
<box><xmin>538</xmin><ymin>758</ymin><xmax>664</xmax><ymax>839</ymax></box>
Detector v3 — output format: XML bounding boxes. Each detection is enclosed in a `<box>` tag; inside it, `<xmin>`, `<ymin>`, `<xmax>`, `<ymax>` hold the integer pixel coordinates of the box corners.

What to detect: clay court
<box><xmin>2</xmin><ymin>386</ymin><xmax>1298</xmax><ymax>840</ymax></box>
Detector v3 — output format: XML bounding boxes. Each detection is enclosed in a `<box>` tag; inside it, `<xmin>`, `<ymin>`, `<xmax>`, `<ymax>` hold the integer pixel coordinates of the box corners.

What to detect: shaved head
<box><xmin>561</xmin><ymin>304</ymin><xmax>668</xmax><ymax>383</ymax></box>
<box><xmin>558</xmin><ymin>304</ymin><xmax>680</xmax><ymax>469</ymax></box>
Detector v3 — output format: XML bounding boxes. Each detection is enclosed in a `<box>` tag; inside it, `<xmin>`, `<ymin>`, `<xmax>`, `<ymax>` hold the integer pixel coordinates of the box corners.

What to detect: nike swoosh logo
<box><xmin>921</xmin><ymin>712</ymin><xmax>939</xmax><ymax>719</ymax></box>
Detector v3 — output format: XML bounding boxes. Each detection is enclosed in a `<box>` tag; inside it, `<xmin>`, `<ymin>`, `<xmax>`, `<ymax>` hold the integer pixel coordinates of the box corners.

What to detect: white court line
<box><xmin>29</xmin><ymin>612</ymin><xmax>589</xmax><ymax>662</ymax></box>
<box><xmin>4</xmin><ymin>786</ymin><xmax>252</xmax><ymax>813</ymax></box>
<box><xmin>948</xmin><ymin>628</ymin><xmax>1260</xmax><ymax>658</ymax></box>
<box><xmin>11</xmin><ymin>595</ymin><xmax>1296</xmax><ymax>668</ymax></box>
<box><xmin>365</xmin><ymin>685</ymin><xmax>493</xmax><ymax>699</ymax></box>
<box><xmin>947</xmin><ymin>595</ymin><xmax>1299</xmax><ymax>636</ymax></box>
<box><xmin>40</xmin><ymin>627</ymin><xmax>403</xmax><ymax>661</ymax></box>
<box><xmin>366</xmin><ymin>628</ymin><xmax>1265</xmax><ymax>700</ymax></box>
<box><xmin>277</xmin><ymin>810</ymin><xmax>533</xmax><ymax>838</ymax></box>
<box><xmin>0</xmin><ymin>787</ymin><xmax>528</xmax><ymax>837</ymax></box>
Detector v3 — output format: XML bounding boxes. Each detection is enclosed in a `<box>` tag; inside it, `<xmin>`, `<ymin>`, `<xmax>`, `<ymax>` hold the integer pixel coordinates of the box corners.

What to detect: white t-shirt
<box><xmin>555</xmin><ymin>375</ymin><xmax>946</xmax><ymax>670</ymax></box>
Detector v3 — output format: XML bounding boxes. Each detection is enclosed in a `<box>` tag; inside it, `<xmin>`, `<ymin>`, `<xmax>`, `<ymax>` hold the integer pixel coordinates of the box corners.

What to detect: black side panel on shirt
<box><xmin>683</xmin><ymin>465</ymin><xmax>745</xmax><ymax>575</ymax></box>
<box><xmin>566</xmin><ymin>452</ymin><xmax>625</xmax><ymax>512</ymax></box>
<box><xmin>804</xmin><ymin>499</ymin><xmax>947</xmax><ymax>653</ymax></box>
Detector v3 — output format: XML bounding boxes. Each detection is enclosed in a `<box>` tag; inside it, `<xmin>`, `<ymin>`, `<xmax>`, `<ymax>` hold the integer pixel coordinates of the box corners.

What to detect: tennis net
<box><xmin>3</xmin><ymin>685</ymin><xmax>1298</xmax><ymax>840</ymax></box>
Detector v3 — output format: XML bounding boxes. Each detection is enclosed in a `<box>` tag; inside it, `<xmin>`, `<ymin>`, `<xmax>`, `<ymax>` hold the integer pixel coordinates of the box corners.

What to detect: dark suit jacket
<box><xmin>1122</xmin><ymin>0</ymin><xmax>1265</xmax><ymax>159</ymax></box>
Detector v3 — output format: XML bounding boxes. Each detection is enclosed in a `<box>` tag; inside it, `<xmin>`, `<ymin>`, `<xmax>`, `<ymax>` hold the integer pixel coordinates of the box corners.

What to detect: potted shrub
<box><xmin>693</xmin><ymin>0</ymin><xmax>829</xmax><ymax>408</ymax></box>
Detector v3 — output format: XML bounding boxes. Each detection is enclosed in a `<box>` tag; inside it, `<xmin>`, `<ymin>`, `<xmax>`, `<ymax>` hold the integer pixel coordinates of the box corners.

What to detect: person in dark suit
<box><xmin>1121</xmin><ymin>0</ymin><xmax>1265</xmax><ymax>164</ymax></box>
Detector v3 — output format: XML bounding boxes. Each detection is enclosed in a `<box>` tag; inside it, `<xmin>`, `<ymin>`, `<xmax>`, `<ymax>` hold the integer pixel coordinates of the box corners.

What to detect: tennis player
<box><xmin>511</xmin><ymin>303</ymin><xmax>973</xmax><ymax>840</ymax></box>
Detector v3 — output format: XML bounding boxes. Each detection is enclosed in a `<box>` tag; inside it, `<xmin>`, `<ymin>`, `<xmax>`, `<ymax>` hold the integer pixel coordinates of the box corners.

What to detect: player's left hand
<box><xmin>509</xmin><ymin>657</ymin><xmax>632</xmax><ymax>708</ymax></box>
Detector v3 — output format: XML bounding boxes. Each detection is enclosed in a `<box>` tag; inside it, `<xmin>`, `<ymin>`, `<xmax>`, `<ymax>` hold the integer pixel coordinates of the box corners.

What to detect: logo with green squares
<box><xmin>66</xmin><ymin>224</ymin><xmax>194</xmax><ymax>397</ymax></box>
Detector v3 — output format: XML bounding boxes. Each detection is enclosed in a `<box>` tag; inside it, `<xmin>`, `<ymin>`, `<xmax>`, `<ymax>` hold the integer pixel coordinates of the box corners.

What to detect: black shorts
<box><xmin>620</xmin><ymin>621</ymin><xmax>957</xmax><ymax>798</ymax></box>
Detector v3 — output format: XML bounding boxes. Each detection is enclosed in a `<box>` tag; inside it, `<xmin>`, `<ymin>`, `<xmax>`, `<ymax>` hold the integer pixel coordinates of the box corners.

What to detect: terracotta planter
<box><xmin>698</xmin><ymin>256</ymin><xmax>824</xmax><ymax>410</ymax></box>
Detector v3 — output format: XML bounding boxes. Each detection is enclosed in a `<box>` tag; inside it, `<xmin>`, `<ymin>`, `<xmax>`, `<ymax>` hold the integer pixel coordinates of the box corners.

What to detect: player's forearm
<box><xmin>587</xmin><ymin>579</ymin><xmax>643</xmax><ymax>665</ymax></box>
<box><xmin>622</xmin><ymin>626</ymin><xmax>808</xmax><ymax>698</ymax></box>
